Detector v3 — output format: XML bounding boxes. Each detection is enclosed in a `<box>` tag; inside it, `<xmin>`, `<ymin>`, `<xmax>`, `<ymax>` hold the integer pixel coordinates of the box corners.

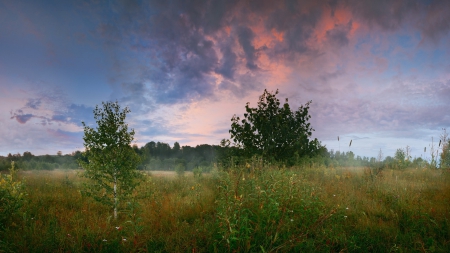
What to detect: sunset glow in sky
<box><xmin>1</xmin><ymin>0</ymin><xmax>449</xmax><ymax>160</ymax></box>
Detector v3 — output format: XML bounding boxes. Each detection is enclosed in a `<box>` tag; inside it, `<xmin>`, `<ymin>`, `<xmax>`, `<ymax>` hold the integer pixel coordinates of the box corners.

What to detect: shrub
<box><xmin>192</xmin><ymin>167</ymin><xmax>203</xmax><ymax>178</ymax></box>
<box><xmin>214</xmin><ymin>166</ymin><xmax>334</xmax><ymax>252</ymax></box>
<box><xmin>175</xmin><ymin>163</ymin><xmax>185</xmax><ymax>176</ymax></box>
<box><xmin>0</xmin><ymin>162</ymin><xmax>26</xmax><ymax>231</ymax></box>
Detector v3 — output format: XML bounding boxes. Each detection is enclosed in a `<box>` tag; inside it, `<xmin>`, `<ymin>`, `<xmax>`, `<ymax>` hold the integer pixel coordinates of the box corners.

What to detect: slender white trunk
<box><xmin>114</xmin><ymin>173</ymin><xmax>117</xmax><ymax>220</ymax></box>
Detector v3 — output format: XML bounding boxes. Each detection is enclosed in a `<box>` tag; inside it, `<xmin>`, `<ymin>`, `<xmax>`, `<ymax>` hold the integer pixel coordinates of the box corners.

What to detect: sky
<box><xmin>1</xmin><ymin>0</ymin><xmax>449</xmax><ymax>160</ymax></box>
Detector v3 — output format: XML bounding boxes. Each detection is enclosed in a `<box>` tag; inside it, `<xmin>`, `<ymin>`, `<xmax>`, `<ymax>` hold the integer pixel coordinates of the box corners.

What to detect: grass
<box><xmin>1</xmin><ymin>166</ymin><xmax>449</xmax><ymax>252</ymax></box>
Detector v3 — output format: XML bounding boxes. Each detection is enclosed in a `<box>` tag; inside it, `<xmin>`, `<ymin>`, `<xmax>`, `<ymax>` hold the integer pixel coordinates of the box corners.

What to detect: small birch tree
<box><xmin>79</xmin><ymin>101</ymin><xmax>141</xmax><ymax>219</ymax></box>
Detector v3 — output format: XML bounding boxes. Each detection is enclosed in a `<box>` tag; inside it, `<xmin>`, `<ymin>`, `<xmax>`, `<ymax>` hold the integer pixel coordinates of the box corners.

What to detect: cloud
<box><xmin>347</xmin><ymin>0</ymin><xmax>416</xmax><ymax>31</ymax></box>
<box><xmin>216</xmin><ymin>41</ymin><xmax>238</xmax><ymax>79</ymax></box>
<box><xmin>346</xmin><ymin>0</ymin><xmax>450</xmax><ymax>42</ymax></box>
<box><xmin>310</xmin><ymin>76</ymin><xmax>450</xmax><ymax>142</ymax></box>
<box><xmin>418</xmin><ymin>1</ymin><xmax>450</xmax><ymax>42</ymax></box>
<box><xmin>85</xmin><ymin>0</ymin><xmax>450</xmax><ymax>107</ymax></box>
<box><xmin>237</xmin><ymin>26</ymin><xmax>259</xmax><ymax>70</ymax></box>
<box><xmin>11</xmin><ymin>112</ymin><xmax>33</xmax><ymax>124</ymax></box>
<box><xmin>90</xmin><ymin>0</ymin><xmax>328</xmax><ymax>104</ymax></box>
<box><xmin>25</xmin><ymin>98</ymin><xmax>42</xmax><ymax>109</ymax></box>
<box><xmin>51</xmin><ymin>114</ymin><xmax>68</xmax><ymax>122</ymax></box>
<box><xmin>318</xmin><ymin>69</ymin><xmax>345</xmax><ymax>83</ymax></box>
<box><xmin>325</xmin><ymin>21</ymin><xmax>352</xmax><ymax>48</ymax></box>
<box><xmin>9</xmin><ymin>85</ymin><xmax>94</xmax><ymax>128</ymax></box>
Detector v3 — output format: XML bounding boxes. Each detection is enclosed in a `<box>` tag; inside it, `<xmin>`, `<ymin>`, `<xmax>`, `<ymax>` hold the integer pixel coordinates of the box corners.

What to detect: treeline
<box><xmin>221</xmin><ymin>148</ymin><xmax>432</xmax><ymax>170</ymax></box>
<box><xmin>0</xmin><ymin>142</ymin><xmax>228</xmax><ymax>172</ymax></box>
<box><xmin>133</xmin><ymin>141</ymin><xmax>227</xmax><ymax>172</ymax></box>
<box><xmin>316</xmin><ymin>150</ymin><xmax>429</xmax><ymax>169</ymax></box>
<box><xmin>0</xmin><ymin>151</ymin><xmax>82</xmax><ymax>171</ymax></box>
<box><xmin>1</xmin><ymin>141</ymin><xmax>448</xmax><ymax>172</ymax></box>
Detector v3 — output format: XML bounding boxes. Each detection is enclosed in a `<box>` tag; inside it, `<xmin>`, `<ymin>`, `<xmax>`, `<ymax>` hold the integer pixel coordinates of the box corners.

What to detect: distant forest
<box><xmin>0</xmin><ymin>142</ymin><xmax>223</xmax><ymax>172</ymax></box>
<box><xmin>0</xmin><ymin>141</ymin><xmax>433</xmax><ymax>172</ymax></box>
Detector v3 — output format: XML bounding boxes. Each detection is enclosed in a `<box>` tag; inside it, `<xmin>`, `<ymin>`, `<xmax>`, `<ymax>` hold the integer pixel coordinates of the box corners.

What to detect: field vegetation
<box><xmin>1</xmin><ymin>164</ymin><xmax>449</xmax><ymax>252</ymax></box>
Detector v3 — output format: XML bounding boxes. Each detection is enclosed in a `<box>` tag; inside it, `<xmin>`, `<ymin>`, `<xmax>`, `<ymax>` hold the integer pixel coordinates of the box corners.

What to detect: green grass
<box><xmin>1</xmin><ymin>166</ymin><xmax>449</xmax><ymax>252</ymax></box>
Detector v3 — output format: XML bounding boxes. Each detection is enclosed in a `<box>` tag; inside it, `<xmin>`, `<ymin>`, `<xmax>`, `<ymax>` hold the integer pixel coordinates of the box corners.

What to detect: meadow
<box><xmin>1</xmin><ymin>165</ymin><xmax>449</xmax><ymax>252</ymax></box>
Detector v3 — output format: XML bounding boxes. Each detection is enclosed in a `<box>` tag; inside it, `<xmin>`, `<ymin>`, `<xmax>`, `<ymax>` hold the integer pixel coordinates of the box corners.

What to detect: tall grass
<box><xmin>1</xmin><ymin>166</ymin><xmax>449</xmax><ymax>252</ymax></box>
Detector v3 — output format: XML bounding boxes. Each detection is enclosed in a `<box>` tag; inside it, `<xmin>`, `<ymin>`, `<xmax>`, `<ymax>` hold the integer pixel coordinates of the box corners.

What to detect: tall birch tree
<box><xmin>79</xmin><ymin>101</ymin><xmax>140</xmax><ymax>219</ymax></box>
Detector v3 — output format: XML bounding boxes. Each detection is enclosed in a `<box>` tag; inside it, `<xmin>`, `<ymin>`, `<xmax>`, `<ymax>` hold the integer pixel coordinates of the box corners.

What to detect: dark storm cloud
<box><xmin>346</xmin><ymin>0</ymin><xmax>450</xmax><ymax>41</ymax></box>
<box><xmin>328</xmin><ymin>0</ymin><xmax>339</xmax><ymax>16</ymax></box>
<box><xmin>92</xmin><ymin>1</ymin><xmax>301</xmax><ymax>96</ymax></box>
<box><xmin>346</xmin><ymin>0</ymin><xmax>417</xmax><ymax>31</ymax></box>
<box><xmin>216</xmin><ymin>41</ymin><xmax>237</xmax><ymax>80</ymax></box>
<box><xmin>263</xmin><ymin>2</ymin><xmax>323</xmax><ymax>59</ymax></box>
<box><xmin>87</xmin><ymin>0</ymin><xmax>450</xmax><ymax>105</ymax></box>
<box><xmin>237</xmin><ymin>26</ymin><xmax>259</xmax><ymax>70</ymax></box>
<box><xmin>326</xmin><ymin>21</ymin><xmax>352</xmax><ymax>48</ymax></box>
<box><xmin>418</xmin><ymin>1</ymin><xmax>450</xmax><ymax>42</ymax></box>
<box><xmin>90</xmin><ymin>0</ymin><xmax>229</xmax><ymax>104</ymax></box>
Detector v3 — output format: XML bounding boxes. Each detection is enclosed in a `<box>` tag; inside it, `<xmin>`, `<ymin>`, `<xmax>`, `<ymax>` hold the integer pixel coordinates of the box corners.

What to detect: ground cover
<box><xmin>1</xmin><ymin>166</ymin><xmax>449</xmax><ymax>252</ymax></box>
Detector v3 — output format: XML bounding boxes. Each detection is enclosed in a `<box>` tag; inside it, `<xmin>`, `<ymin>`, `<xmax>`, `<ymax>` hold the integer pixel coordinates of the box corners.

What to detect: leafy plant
<box><xmin>175</xmin><ymin>163</ymin><xmax>186</xmax><ymax>176</ymax></box>
<box><xmin>215</xmin><ymin>166</ymin><xmax>334</xmax><ymax>252</ymax></box>
<box><xmin>229</xmin><ymin>89</ymin><xmax>321</xmax><ymax>164</ymax></box>
<box><xmin>0</xmin><ymin>162</ymin><xmax>25</xmax><ymax>231</ymax></box>
<box><xmin>79</xmin><ymin>101</ymin><xmax>141</xmax><ymax>219</ymax></box>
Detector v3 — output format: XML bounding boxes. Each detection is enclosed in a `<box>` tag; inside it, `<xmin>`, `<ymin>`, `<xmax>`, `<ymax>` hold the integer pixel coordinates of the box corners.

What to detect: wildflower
<box><xmin>346</xmin><ymin>207</ymin><xmax>349</xmax><ymax>210</ymax></box>
<box><xmin>344</xmin><ymin>216</ymin><xmax>347</xmax><ymax>218</ymax></box>
<box><xmin>103</xmin><ymin>239</ymin><xmax>107</xmax><ymax>242</ymax></box>
<box><xmin>122</xmin><ymin>238</ymin><xmax>127</xmax><ymax>242</ymax></box>
<box><xmin>290</xmin><ymin>219</ymin><xmax>294</xmax><ymax>222</ymax></box>
<box><xmin>116</xmin><ymin>226</ymin><xmax>122</xmax><ymax>231</ymax></box>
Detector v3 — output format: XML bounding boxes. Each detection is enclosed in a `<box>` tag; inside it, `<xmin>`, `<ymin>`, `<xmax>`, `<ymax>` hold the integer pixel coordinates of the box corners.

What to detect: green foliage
<box><xmin>215</xmin><ymin>167</ymin><xmax>333</xmax><ymax>252</ymax></box>
<box><xmin>0</xmin><ymin>162</ymin><xmax>26</xmax><ymax>231</ymax></box>
<box><xmin>79</xmin><ymin>101</ymin><xmax>141</xmax><ymax>219</ymax></box>
<box><xmin>394</xmin><ymin>148</ymin><xmax>406</xmax><ymax>162</ymax></box>
<box><xmin>440</xmin><ymin>140</ymin><xmax>450</xmax><ymax>169</ymax></box>
<box><xmin>137</xmin><ymin>142</ymin><xmax>221</xmax><ymax>171</ymax></box>
<box><xmin>2</xmin><ymin>166</ymin><xmax>450</xmax><ymax>252</ymax></box>
<box><xmin>394</xmin><ymin>148</ymin><xmax>408</xmax><ymax>169</ymax></box>
<box><xmin>175</xmin><ymin>163</ymin><xmax>185</xmax><ymax>176</ymax></box>
<box><xmin>192</xmin><ymin>166</ymin><xmax>203</xmax><ymax>178</ymax></box>
<box><xmin>229</xmin><ymin>89</ymin><xmax>321</xmax><ymax>163</ymax></box>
